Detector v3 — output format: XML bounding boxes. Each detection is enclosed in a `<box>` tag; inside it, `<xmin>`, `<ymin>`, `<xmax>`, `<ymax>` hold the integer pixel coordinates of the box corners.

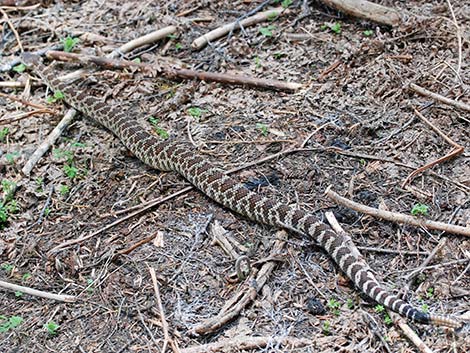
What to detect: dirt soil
<box><xmin>1</xmin><ymin>0</ymin><xmax>469</xmax><ymax>352</ymax></box>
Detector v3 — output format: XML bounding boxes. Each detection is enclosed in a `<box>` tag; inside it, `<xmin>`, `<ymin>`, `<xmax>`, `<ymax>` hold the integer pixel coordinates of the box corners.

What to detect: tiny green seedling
<box><xmin>71</xmin><ymin>141</ymin><xmax>86</xmax><ymax>148</ymax></box>
<box><xmin>374</xmin><ymin>304</ymin><xmax>385</xmax><ymax>313</ymax></box>
<box><xmin>175</xmin><ymin>42</ymin><xmax>183</xmax><ymax>50</ymax></box>
<box><xmin>259</xmin><ymin>25</ymin><xmax>276</xmax><ymax>37</ymax></box>
<box><xmin>0</xmin><ymin>127</ymin><xmax>9</xmax><ymax>142</ymax></box>
<box><xmin>59</xmin><ymin>185</ymin><xmax>70</xmax><ymax>196</ymax></box>
<box><xmin>2</xmin><ymin>179</ymin><xmax>16</xmax><ymax>195</ymax></box>
<box><xmin>256</xmin><ymin>123</ymin><xmax>269</xmax><ymax>136</ymax></box>
<box><xmin>363</xmin><ymin>30</ymin><xmax>374</xmax><ymax>37</ymax></box>
<box><xmin>426</xmin><ymin>287</ymin><xmax>434</xmax><ymax>298</ymax></box>
<box><xmin>13</xmin><ymin>63</ymin><xmax>26</xmax><ymax>73</ymax></box>
<box><xmin>327</xmin><ymin>298</ymin><xmax>341</xmax><ymax>316</ymax></box>
<box><xmin>4</xmin><ymin>152</ymin><xmax>20</xmax><ymax>164</ymax></box>
<box><xmin>44</xmin><ymin>321</ymin><xmax>59</xmax><ymax>335</ymax></box>
<box><xmin>187</xmin><ymin>107</ymin><xmax>205</xmax><ymax>118</ymax></box>
<box><xmin>254</xmin><ymin>56</ymin><xmax>261</xmax><ymax>69</ymax></box>
<box><xmin>1</xmin><ymin>263</ymin><xmax>14</xmax><ymax>272</ymax></box>
<box><xmin>22</xmin><ymin>273</ymin><xmax>32</xmax><ymax>281</ymax></box>
<box><xmin>47</xmin><ymin>90</ymin><xmax>65</xmax><ymax>104</ymax></box>
<box><xmin>281</xmin><ymin>0</ymin><xmax>293</xmax><ymax>9</ymax></box>
<box><xmin>421</xmin><ymin>303</ymin><xmax>429</xmax><ymax>313</ymax></box>
<box><xmin>0</xmin><ymin>316</ymin><xmax>23</xmax><ymax>333</ymax></box>
<box><xmin>167</xmin><ymin>34</ymin><xmax>177</xmax><ymax>40</ymax></box>
<box><xmin>411</xmin><ymin>203</ymin><xmax>429</xmax><ymax>216</ymax></box>
<box><xmin>321</xmin><ymin>23</ymin><xmax>341</xmax><ymax>34</ymax></box>
<box><xmin>384</xmin><ymin>314</ymin><xmax>393</xmax><ymax>325</ymax></box>
<box><xmin>15</xmin><ymin>291</ymin><xmax>23</xmax><ymax>297</ymax></box>
<box><xmin>267</xmin><ymin>11</ymin><xmax>278</xmax><ymax>21</ymax></box>
<box><xmin>322</xmin><ymin>320</ymin><xmax>331</xmax><ymax>335</ymax></box>
<box><xmin>44</xmin><ymin>207</ymin><xmax>51</xmax><ymax>217</ymax></box>
<box><xmin>273</xmin><ymin>52</ymin><xmax>286</xmax><ymax>60</ymax></box>
<box><xmin>148</xmin><ymin>117</ymin><xmax>169</xmax><ymax>139</ymax></box>
<box><xmin>53</xmin><ymin>148</ymin><xmax>74</xmax><ymax>163</ymax></box>
<box><xmin>0</xmin><ymin>206</ymin><xmax>7</xmax><ymax>225</ymax></box>
<box><xmin>61</xmin><ymin>36</ymin><xmax>79</xmax><ymax>53</ymax></box>
<box><xmin>63</xmin><ymin>164</ymin><xmax>78</xmax><ymax>179</ymax></box>
<box><xmin>132</xmin><ymin>57</ymin><xmax>141</xmax><ymax>64</ymax></box>
<box><xmin>346</xmin><ymin>298</ymin><xmax>354</xmax><ymax>309</ymax></box>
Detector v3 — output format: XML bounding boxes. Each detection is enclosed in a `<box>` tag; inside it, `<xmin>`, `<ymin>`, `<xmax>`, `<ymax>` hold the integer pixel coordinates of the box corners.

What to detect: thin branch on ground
<box><xmin>403</xmin><ymin>108</ymin><xmax>464</xmax><ymax>186</ymax></box>
<box><xmin>0</xmin><ymin>279</ymin><xmax>76</xmax><ymax>302</ymax></box>
<box><xmin>445</xmin><ymin>0</ymin><xmax>462</xmax><ymax>77</ymax></box>
<box><xmin>45</xmin><ymin>50</ymin><xmax>303</xmax><ymax>92</ymax></box>
<box><xmin>388</xmin><ymin>312</ymin><xmax>434</xmax><ymax>353</ymax></box>
<box><xmin>191</xmin><ymin>231</ymin><xmax>287</xmax><ymax>335</ymax></box>
<box><xmin>191</xmin><ymin>6</ymin><xmax>290</xmax><ymax>50</ymax></box>
<box><xmin>0</xmin><ymin>91</ymin><xmax>50</xmax><ymax>110</ymax></box>
<box><xmin>319</xmin><ymin>0</ymin><xmax>401</xmax><ymax>26</ymax></box>
<box><xmin>148</xmin><ymin>266</ymin><xmax>180</xmax><ymax>353</ymax></box>
<box><xmin>408</xmin><ymin>83</ymin><xmax>470</xmax><ymax>112</ymax></box>
<box><xmin>0</xmin><ymin>108</ymin><xmax>55</xmax><ymax>126</ymax></box>
<box><xmin>180</xmin><ymin>335</ymin><xmax>313</xmax><ymax>353</ymax></box>
<box><xmin>325</xmin><ymin>187</ymin><xmax>470</xmax><ymax>237</ymax></box>
<box><xmin>0</xmin><ymin>7</ymin><xmax>23</xmax><ymax>52</ymax></box>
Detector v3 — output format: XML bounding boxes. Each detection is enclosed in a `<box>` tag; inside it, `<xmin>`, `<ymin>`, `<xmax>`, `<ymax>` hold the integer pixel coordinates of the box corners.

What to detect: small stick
<box><xmin>148</xmin><ymin>266</ymin><xmax>175</xmax><ymax>353</ymax></box>
<box><xmin>402</xmin><ymin>108</ymin><xmax>464</xmax><ymax>186</ymax></box>
<box><xmin>45</xmin><ymin>50</ymin><xmax>303</xmax><ymax>92</ymax></box>
<box><xmin>0</xmin><ymin>91</ymin><xmax>50</xmax><ymax>110</ymax></box>
<box><xmin>408</xmin><ymin>83</ymin><xmax>470</xmax><ymax>112</ymax></box>
<box><xmin>320</xmin><ymin>0</ymin><xmax>401</xmax><ymax>26</ymax></box>
<box><xmin>191</xmin><ymin>231</ymin><xmax>287</xmax><ymax>335</ymax></box>
<box><xmin>0</xmin><ymin>279</ymin><xmax>76</xmax><ymax>303</ymax></box>
<box><xmin>180</xmin><ymin>335</ymin><xmax>312</xmax><ymax>353</ymax></box>
<box><xmin>0</xmin><ymin>109</ymin><xmax>55</xmax><ymax>126</ymax></box>
<box><xmin>405</xmin><ymin>238</ymin><xmax>447</xmax><ymax>287</ymax></box>
<box><xmin>445</xmin><ymin>0</ymin><xmax>462</xmax><ymax>77</ymax></box>
<box><xmin>0</xmin><ymin>7</ymin><xmax>23</xmax><ymax>51</ymax></box>
<box><xmin>116</xmin><ymin>26</ymin><xmax>177</xmax><ymax>56</ymax></box>
<box><xmin>22</xmin><ymin>109</ymin><xmax>78</xmax><ymax>176</ymax></box>
<box><xmin>388</xmin><ymin>312</ymin><xmax>434</xmax><ymax>353</ymax></box>
<box><xmin>325</xmin><ymin>187</ymin><xmax>470</xmax><ymax>237</ymax></box>
<box><xmin>358</xmin><ymin>246</ymin><xmax>429</xmax><ymax>256</ymax></box>
<box><xmin>191</xmin><ymin>6</ymin><xmax>289</xmax><ymax>50</ymax></box>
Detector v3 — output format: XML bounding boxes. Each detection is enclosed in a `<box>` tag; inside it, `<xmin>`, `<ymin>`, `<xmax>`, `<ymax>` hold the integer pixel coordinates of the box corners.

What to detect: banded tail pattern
<box><xmin>21</xmin><ymin>53</ymin><xmax>463</xmax><ymax>329</ymax></box>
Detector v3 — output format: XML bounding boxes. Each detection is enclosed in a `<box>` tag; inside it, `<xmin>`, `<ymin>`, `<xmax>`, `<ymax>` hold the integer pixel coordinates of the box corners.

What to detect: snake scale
<box><xmin>21</xmin><ymin>53</ymin><xmax>463</xmax><ymax>329</ymax></box>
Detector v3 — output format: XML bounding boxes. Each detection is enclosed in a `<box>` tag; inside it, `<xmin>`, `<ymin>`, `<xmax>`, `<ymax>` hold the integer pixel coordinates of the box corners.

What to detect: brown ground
<box><xmin>1</xmin><ymin>1</ymin><xmax>469</xmax><ymax>352</ymax></box>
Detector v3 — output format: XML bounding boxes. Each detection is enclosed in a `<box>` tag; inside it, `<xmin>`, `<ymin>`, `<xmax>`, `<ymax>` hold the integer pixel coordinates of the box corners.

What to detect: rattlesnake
<box><xmin>21</xmin><ymin>53</ymin><xmax>463</xmax><ymax>329</ymax></box>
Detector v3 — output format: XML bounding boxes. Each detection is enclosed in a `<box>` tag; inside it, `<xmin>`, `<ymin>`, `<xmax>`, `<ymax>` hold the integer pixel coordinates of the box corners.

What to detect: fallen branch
<box><xmin>181</xmin><ymin>335</ymin><xmax>313</xmax><ymax>353</ymax></box>
<box><xmin>191</xmin><ymin>6</ymin><xmax>289</xmax><ymax>50</ymax></box>
<box><xmin>408</xmin><ymin>83</ymin><xmax>470</xmax><ymax>112</ymax></box>
<box><xmin>388</xmin><ymin>312</ymin><xmax>434</xmax><ymax>353</ymax></box>
<box><xmin>320</xmin><ymin>0</ymin><xmax>401</xmax><ymax>26</ymax></box>
<box><xmin>325</xmin><ymin>187</ymin><xmax>470</xmax><ymax>237</ymax></box>
<box><xmin>402</xmin><ymin>108</ymin><xmax>464</xmax><ymax>186</ymax></box>
<box><xmin>45</xmin><ymin>50</ymin><xmax>303</xmax><ymax>92</ymax></box>
<box><xmin>191</xmin><ymin>231</ymin><xmax>287</xmax><ymax>335</ymax></box>
<box><xmin>0</xmin><ymin>279</ymin><xmax>76</xmax><ymax>303</ymax></box>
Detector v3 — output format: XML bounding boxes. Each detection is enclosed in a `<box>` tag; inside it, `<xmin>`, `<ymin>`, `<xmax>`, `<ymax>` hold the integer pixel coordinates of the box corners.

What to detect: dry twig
<box><xmin>45</xmin><ymin>50</ymin><xmax>303</xmax><ymax>92</ymax></box>
<box><xmin>403</xmin><ymin>108</ymin><xmax>464</xmax><ymax>186</ymax></box>
<box><xmin>388</xmin><ymin>312</ymin><xmax>434</xmax><ymax>353</ymax></box>
<box><xmin>191</xmin><ymin>231</ymin><xmax>287</xmax><ymax>335</ymax></box>
<box><xmin>181</xmin><ymin>335</ymin><xmax>312</xmax><ymax>353</ymax></box>
<box><xmin>191</xmin><ymin>6</ymin><xmax>289</xmax><ymax>50</ymax></box>
<box><xmin>0</xmin><ymin>279</ymin><xmax>76</xmax><ymax>303</ymax></box>
<box><xmin>408</xmin><ymin>83</ymin><xmax>470</xmax><ymax>112</ymax></box>
<box><xmin>325</xmin><ymin>187</ymin><xmax>470</xmax><ymax>237</ymax></box>
<box><xmin>0</xmin><ymin>7</ymin><xmax>23</xmax><ymax>51</ymax></box>
<box><xmin>320</xmin><ymin>0</ymin><xmax>401</xmax><ymax>26</ymax></box>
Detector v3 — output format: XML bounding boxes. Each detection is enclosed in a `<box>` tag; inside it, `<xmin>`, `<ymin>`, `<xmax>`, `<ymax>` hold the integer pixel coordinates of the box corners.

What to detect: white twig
<box><xmin>0</xmin><ymin>279</ymin><xmax>76</xmax><ymax>303</ymax></box>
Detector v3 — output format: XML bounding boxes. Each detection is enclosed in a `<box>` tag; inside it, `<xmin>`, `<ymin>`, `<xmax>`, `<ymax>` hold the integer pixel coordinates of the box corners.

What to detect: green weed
<box><xmin>47</xmin><ymin>90</ymin><xmax>65</xmax><ymax>104</ymax></box>
<box><xmin>0</xmin><ymin>316</ymin><xmax>23</xmax><ymax>333</ymax></box>
<box><xmin>259</xmin><ymin>25</ymin><xmax>276</xmax><ymax>37</ymax></box>
<box><xmin>44</xmin><ymin>321</ymin><xmax>59</xmax><ymax>335</ymax></box>
<box><xmin>0</xmin><ymin>127</ymin><xmax>9</xmax><ymax>142</ymax></box>
<box><xmin>61</xmin><ymin>36</ymin><xmax>79</xmax><ymax>53</ymax></box>
<box><xmin>411</xmin><ymin>203</ymin><xmax>429</xmax><ymax>216</ymax></box>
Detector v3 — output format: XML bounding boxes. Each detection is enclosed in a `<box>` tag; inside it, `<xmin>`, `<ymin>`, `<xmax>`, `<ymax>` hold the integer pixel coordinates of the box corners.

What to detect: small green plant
<box><xmin>0</xmin><ymin>127</ymin><xmax>9</xmax><ymax>142</ymax></box>
<box><xmin>148</xmin><ymin>117</ymin><xmax>169</xmax><ymax>139</ymax></box>
<box><xmin>44</xmin><ymin>207</ymin><xmax>51</xmax><ymax>217</ymax></box>
<box><xmin>61</xmin><ymin>36</ymin><xmax>79</xmax><ymax>53</ymax></box>
<box><xmin>254</xmin><ymin>56</ymin><xmax>261</xmax><ymax>69</ymax></box>
<box><xmin>15</xmin><ymin>291</ymin><xmax>23</xmax><ymax>297</ymax></box>
<box><xmin>411</xmin><ymin>203</ymin><xmax>429</xmax><ymax>216</ymax></box>
<box><xmin>267</xmin><ymin>11</ymin><xmax>278</xmax><ymax>21</ymax></box>
<box><xmin>273</xmin><ymin>52</ymin><xmax>285</xmax><ymax>60</ymax></box>
<box><xmin>421</xmin><ymin>303</ymin><xmax>429</xmax><ymax>313</ymax></box>
<box><xmin>426</xmin><ymin>287</ymin><xmax>434</xmax><ymax>298</ymax></box>
<box><xmin>132</xmin><ymin>57</ymin><xmax>141</xmax><ymax>64</ymax></box>
<box><xmin>44</xmin><ymin>321</ymin><xmax>59</xmax><ymax>335</ymax></box>
<box><xmin>374</xmin><ymin>304</ymin><xmax>385</xmax><ymax>313</ymax></box>
<box><xmin>2</xmin><ymin>179</ymin><xmax>16</xmax><ymax>196</ymax></box>
<box><xmin>53</xmin><ymin>148</ymin><xmax>74</xmax><ymax>163</ymax></box>
<box><xmin>259</xmin><ymin>25</ymin><xmax>276</xmax><ymax>37</ymax></box>
<box><xmin>384</xmin><ymin>315</ymin><xmax>393</xmax><ymax>325</ymax></box>
<box><xmin>71</xmin><ymin>141</ymin><xmax>86</xmax><ymax>148</ymax></box>
<box><xmin>6</xmin><ymin>199</ymin><xmax>19</xmax><ymax>214</ymax></box>
<box><xmin>86</xmin><ymin>278</ymin><xmax>94</xmax><ymax>293</ymax></box>
<box><xmin>22</xmin><ymin>273</ymin><xmax>32</xmax><ymax>281</ymax></box>
<box><xmin>0</xmin><ymin>316</ymin><xmax>23</xmax><ymax>333</ymax></box>
<box><xmin>363</xmin><ymin>29</ymin><xmax>374</xmax><ymax>37</ymax></box>
<box><xmin>167</xmin><ymin>34</ymin><xmax>177</xmax><ymax>40</ymax></box>
<box><xmin>321</xmin><ymin>22</ymin><xmax>342</xmax><ymax>34</ymax></box>
<box><xmin>0</xmin><ymin>206</ymin><xmax>7</xmax><ymax>225</ymax></box>
<box><xmin>4</xmin><ymin>152</ymin><xmax>20</xmax><ymax>164</ymax></box>
<box><xmin>256</xmin><ymin>123</ymin><xmax>269</xmax><ymax>136</ymax></box>
<box><xmin>281</xmin><ymin>0</ymin><xmax>293</xmax><ymax>8</ymax></box>
<box><xmin>375</xmin><ymin>305</ymin><xmax>393</xmax><ymax>325</ymax></box>
<box><xmin>327</xmin><ymin>298</ymin><xmax>341</xmax><ymax>316</ymax></box>
<box><xmin>322</xmin><ymin>320</ymin><xmax>331</xmax><ymax>335</ymax></box>
<box><xmin>47</xmin><ymin>90</ymin><xmax>65</xmax><ymax>104</ymax></box>
<box><xmin>175</xmin><ymin>42</ymin><xmax>183</xmax><ymax>50</ymax></box>
<box><xmin>59</xmin><ymin>185</ymin><xmax>70</xmax><ymax>196</ymax></box>
<box><xmin>187</xmin><ymin>107</ymin><xmax>205</xmax><ymax>118</ymax></box>
<box><xmin>1</xmin><ymin>263</ymin><xmax>14</xmax><ymax>272</ymax></box>
<box><xmin>13</xmin><ymin>63</ymin><xmax>26</xmax><ymax>73</ymax></box>
<box><xmin>346</xmin><ymin>298</ymin><xmax>354</xmax><ymax>309</ymax></box>
<box><xmin>63</xmin><ymin>164</ymin><xmax>78</xmax><ymax>179</ymax></box>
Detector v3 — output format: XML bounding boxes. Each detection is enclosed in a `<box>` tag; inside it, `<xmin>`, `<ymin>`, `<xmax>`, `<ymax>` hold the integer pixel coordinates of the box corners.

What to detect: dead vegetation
<box><xmin>0</xmin><ymin>0</ymin><xmax>469</xmax><ymax>352</ymax></box>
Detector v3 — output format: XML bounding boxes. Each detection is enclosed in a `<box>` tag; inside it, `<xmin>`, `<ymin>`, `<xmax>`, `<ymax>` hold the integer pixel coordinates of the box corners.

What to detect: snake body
<box><xmin>22</xmin><ymin>54</ymin><xmax>462</xmax><ymax>329</ymax></box>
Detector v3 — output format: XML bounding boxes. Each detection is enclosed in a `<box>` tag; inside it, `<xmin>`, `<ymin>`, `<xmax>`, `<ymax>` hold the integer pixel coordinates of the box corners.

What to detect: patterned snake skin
<box><xmin>21</xmin><ymin>53</ymin><xmax>463</xmax><ymax>329</ymax></box>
